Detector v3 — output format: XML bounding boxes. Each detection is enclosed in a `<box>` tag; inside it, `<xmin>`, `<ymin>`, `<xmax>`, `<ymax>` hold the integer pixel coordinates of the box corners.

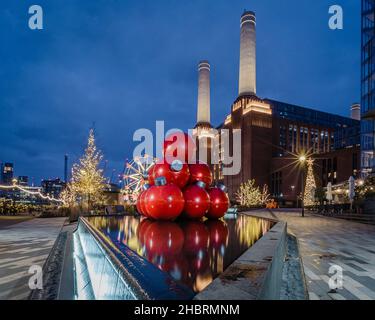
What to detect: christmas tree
<box><xmin>303</xmin><ymin>159</ymin><xmax>316</xmax><ymax>207</ymax></box>
<box><xmin>70</xmin><ymin>129</ymin><xmax>107</xmax><ymax>210</ymax></box>
<box><xmin>236</xmin><ymin>179</ymin><xmax>263</xmax><ymax>207</ymax></box>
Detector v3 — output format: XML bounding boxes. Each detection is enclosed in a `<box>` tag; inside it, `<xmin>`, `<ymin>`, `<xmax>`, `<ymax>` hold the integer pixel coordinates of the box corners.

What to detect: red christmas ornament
<box><xmin>170</xmin><ymin>160</ymin><xmax>190</xmax><ymax>189</ymax></box>
<box><xmin>145</xmin><ymin>177</ymin><xmax>185</xmax><ymax>221</ymax></box>
<box><xmin>182</xmin><ymin>221</ymin><xmax>210</xmax><ymax>255</ymax></box>
<box><xmin>183</xmin><ymin>182</ymin><xmax>210</xmax><ymax>219</ymax></box>
<box><xmin>136</xmin><ymin>184</ymin><xmax>151</xmax><ymax>217</ymax></box>
<box><xmin>147</xmin><ymin>165</ymin><xmax>155</xmax><ymax>185</ymax></box>
<box><xmin>151</xmin><ymin>161</ymin><xmax>174</xmax><ymax>184</ymax></box>
<box><xmin>205</xmin><ymin>220</ymin><xmax>229</xmax><ymax>249</ymax></box>
<box><xmin>144</xmin><ymin>221</ymin><xmax>185</xmax><ymax>256</ymax></box>
<box><xmin>163</xmin><ymin>132</ymin><xmax>196</xmax><ymax>164</ymax></box>
<box><xmin>206</xmin><ymin>186</ymin><xmax>230</xmax><ymax>219</ymax></box>
<box><xmin>189</xmin><ymin>162</ymin><xmax>212</xmax><ymax>187</ymax></box>
<box><xmin>136</xmin><ymin>195</ymin><xmax>143</xmax><ymax>215</ymax></box>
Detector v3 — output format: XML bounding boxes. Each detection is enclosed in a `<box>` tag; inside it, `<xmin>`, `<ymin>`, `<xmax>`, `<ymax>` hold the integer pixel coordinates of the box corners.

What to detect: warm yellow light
<box><xmin>299</xmin><ymin>155</ymin><xmax>306</xmax><ymax>163</ymax></box>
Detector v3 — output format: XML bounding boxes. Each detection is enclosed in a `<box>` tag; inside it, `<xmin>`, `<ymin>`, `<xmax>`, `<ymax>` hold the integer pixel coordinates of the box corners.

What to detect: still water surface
<box><xmin>87</xmin><ymin>214</ymin><xmax>274</xmax><ymax>293</ymax></box>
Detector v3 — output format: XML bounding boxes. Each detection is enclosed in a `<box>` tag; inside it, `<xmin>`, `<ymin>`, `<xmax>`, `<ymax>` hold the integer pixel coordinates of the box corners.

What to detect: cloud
<box><xmin>0</xmin><ymin>0</ymin><xmax>360</xmax><ymax>182</ymax></box>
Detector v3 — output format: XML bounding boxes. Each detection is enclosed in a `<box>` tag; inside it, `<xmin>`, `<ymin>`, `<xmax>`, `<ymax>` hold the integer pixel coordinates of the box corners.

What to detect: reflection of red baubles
<box><xmin>158</xmin><ymin>255</ymin><xmax>189</xmax><ymax>283</ymax></box>
<box><xmin>137</xmin><ymin>218</ymin><xmax>153</xmax><ymax>246</ymax></box>
<box><xmin>183</xmin><ymin>182</ymin><xmax>210</xmax><ymax>219</ymax></box>
<box><xmin>170</xmin><ymin>160</ymin><xmax>190</xmax><ymax>189</ymax></box>
<box><xmin>144</xmin><ymin>221</ymin><xmax>184</xmax><ymax>256</ymax></box>
<box><xmin>163</xmin><ymin>132</ymin><xmax>196</xmax><ymax>164</ymax></box>
<box><xmin>189</xmin><ymin>250</ymin><xmax>210</xmax><ymax>273</ymax></box>
<box><xmin>183</xmin><ymin>221</ymin><xmax>209</xmax><ymax>254</ymax></box>
<box><xmin>145</xmin><ymin>177</ymin><xmax>185</xmax><ymax>221</ymax></box>
<box><xmin>206</xmin><ymin>186</ymin><xmax>230</xmax><ymax>219</ymax></box>
<box><xmin>151</xmin><ymin>162</ymin><xmax>174</xmax><ymax>184</ymax></box>
<box><xmin>205</xmin><ymin>220</ymin><xmax>229</xmax><ymax>249</ymax></box>
<box><xmin>189</xmin><ymin>163</ymin><xmax>212</xmax><ymax>187</ymax></box>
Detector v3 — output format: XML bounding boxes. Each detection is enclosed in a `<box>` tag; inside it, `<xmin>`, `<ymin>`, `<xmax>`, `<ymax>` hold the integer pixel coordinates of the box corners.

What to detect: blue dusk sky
<box><xmin>0</xmin><ymin>0</ymin><xmax>361</xmax><ymax>184</ymax></box>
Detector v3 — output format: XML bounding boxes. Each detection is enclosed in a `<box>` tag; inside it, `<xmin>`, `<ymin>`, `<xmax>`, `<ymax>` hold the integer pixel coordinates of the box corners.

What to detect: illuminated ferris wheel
<box><xmin>123</xmin><ymin>155</ymin><xmax>157</xmax><ymax>195</ymax></box>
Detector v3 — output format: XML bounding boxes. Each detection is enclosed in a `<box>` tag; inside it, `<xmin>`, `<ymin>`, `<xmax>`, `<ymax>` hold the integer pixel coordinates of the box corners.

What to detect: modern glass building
<box><xmin>361</xmin><ymin>0</ymin><xmax>375</xmax><ymax>174</ymax></box>
<box><xmin>265</xmin><ymin>99</ymin><xmax>360</xmax><ymax>156</ymax></box>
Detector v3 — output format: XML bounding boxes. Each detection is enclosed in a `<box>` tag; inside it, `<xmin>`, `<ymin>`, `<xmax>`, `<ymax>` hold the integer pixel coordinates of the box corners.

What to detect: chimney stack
<box><xmin>238</xmin><ymin>10</ymin><xmax>256</xmax><ymax>97</ymax></box>
<box><xmin>350</xmin><ymin>103</ymin><xmax>361</xmax><ymax>121</ymax></box>
<box><xmin>196</xmin><ymin>60</ymin><xmax>211</xmax><ymax>126</ymax></box>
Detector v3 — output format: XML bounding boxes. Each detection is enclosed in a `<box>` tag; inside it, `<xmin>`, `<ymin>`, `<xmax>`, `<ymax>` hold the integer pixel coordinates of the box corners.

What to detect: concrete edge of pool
<box><xmin>194</xmin><ymin>219</ymin><xmax>287</xmax><ymax>300</ymax></box>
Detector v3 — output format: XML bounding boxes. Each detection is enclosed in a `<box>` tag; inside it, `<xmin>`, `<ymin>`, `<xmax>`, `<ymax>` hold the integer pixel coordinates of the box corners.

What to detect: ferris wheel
<box><xmin>123</xmin><ymin>155</ymin><xmax>157</xmax><ymax>195</ymax></box>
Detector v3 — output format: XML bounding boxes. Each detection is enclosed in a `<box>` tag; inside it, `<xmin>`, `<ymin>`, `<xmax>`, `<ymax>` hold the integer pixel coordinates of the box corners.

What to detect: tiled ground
<box><xmin>249</xmin><ymin>209</ymin><xmax>375</xmax><ymax>300</ymax></box>
<box><xmin>0</xmin><ymin>217</ymin><xmax>66</xmax><ymax>300</ymax></box>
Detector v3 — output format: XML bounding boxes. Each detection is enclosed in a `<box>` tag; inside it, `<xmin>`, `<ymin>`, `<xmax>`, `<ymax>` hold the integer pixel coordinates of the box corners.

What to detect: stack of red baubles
<box><xmin>136</xmin><ymin>132</ymin><xmax>230</xmax><ymax>221</ymax></box>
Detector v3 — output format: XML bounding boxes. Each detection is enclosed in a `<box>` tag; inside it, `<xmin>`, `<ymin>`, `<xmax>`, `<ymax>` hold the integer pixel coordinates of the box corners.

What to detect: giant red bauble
<box><xmin>205</xmin><ymin>220</ymin><xmax>229</xmax><ymax>249</ymax></box>
<box><xmin>145</xmin><ymin>184</ymin><xmax>185</xmax><ymax>221</ymax></box>
<box><xmin>139</xmin><ymin>189</ymin><xmax>150</xmax><ymax>217</ymax></box>
<box><xmin>171</xmin><ymin>161</ymin><xmax>190</xmax><ymax>189</ymax></box>
<box><xmin>144</xmin><ymin>221</ymin><xmax>185</xmax><ymax>256</ymax></box>
<box><xmin>151</xmin><ymin>162</ymin><xmax>174</xmax><ymax>184</ymax></box>
<box><xmin>147</xmin><ymin>165</ymin><xmax>155</xmax><ymax>185</ymax></box>
<box><xmin>182</xmin><ymin>221</ymin><xmax>210</xmax><ymax>255</ymax></box>
<box><xmin>183</xmin><ymin>184</ymin><xmax>210</xmax><ymax>219</ymax></box>
<box><xmin>136</xmin><ymin>195</ymin><xmax>143</xmax><ymax>215</ymax></box>
<box><xmin>206</xmin><ymin>187</ymin><xmax>230</xmax><ymax>219</ymax></box>
<box><xmin>188</xmin><ymin>163</ymin><xmax>212</xmax><ymax>187</ymax></box>
<box><xmin>163</xmin><ymin>132</ymin><xmax>196</xmax><ymax>164</ymax></box>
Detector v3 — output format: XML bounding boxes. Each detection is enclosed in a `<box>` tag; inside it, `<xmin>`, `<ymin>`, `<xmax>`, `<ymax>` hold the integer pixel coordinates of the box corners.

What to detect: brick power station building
<box><xmin>193</xmin><ymin>11</ymin><xmax>360</xmax><ymax>206</ymax></box>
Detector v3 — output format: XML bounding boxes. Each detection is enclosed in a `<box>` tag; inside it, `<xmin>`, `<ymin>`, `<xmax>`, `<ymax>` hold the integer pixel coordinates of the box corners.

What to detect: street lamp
<box><xmin>299</xmin><ymin>154</ymin><xmax>306</xmax><ymax>217</ymax></box>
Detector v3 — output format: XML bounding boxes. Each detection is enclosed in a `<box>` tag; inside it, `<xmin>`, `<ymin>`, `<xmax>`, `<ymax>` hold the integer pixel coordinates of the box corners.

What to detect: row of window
<box><xmin>278</xmin><ymin>125</ymin><xmax>333</xmax><ymax>155</ymax></box>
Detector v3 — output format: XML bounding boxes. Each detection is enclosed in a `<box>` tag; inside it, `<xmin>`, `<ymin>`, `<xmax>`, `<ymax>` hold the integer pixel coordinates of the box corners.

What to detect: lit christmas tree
<box><xmin>236</xmin><ymin>179</ymin><xmax>263</xmax><ymax>207</ymax></box>
<box><xmin>70</xmin><ymin>129</ymin><xmax>107</xmax><ymax>210</ymax></box>
<box><xmin>303</xmin><ymin>159</ymin><xmax>317</xmax><ymax>207</ymax></box>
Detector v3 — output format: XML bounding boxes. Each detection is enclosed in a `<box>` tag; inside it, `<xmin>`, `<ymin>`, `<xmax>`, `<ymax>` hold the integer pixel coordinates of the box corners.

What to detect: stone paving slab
<box><xmin>248</xmin><ymin>209</ymin><xmax>375</xmax><ymax>300</ymax></box>
<box><xmin>0</xmin><ymin>217</ymin><xmax>66</xmax><ymax>300</ymax></box>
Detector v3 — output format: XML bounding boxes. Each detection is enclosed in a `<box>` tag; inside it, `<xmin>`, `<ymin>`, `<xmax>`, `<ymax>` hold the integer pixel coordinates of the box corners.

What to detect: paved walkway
<box><xmin>0</xmin><ymin>217</ymin><xmax>66</xmax><ymax>300</ymax></box>
<box><xmin>249</xmin><ymin>209</ymin><xmax>375</xmax><ymax>300</ymax></box>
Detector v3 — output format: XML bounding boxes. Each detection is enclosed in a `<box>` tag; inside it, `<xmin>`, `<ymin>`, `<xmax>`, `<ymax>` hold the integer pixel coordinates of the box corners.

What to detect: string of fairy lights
<box><xmin>0</xmin><ymin>183</ymin><xmax>63</xmax><ymax>203</ymax></box>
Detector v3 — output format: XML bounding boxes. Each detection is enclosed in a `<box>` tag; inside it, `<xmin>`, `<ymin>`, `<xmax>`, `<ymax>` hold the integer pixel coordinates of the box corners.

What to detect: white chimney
<box><xmin>350</xmin><ymin>103</ymin><xmax>361</xmax><ymax>121</ymax></box>
<box><xmin>238</xmin><ymin>11</ymin><xmax>256</xmax><ymax>97</ymax></box>
<box><xmin>196</xmin><ymin>60</ymin><xmax>211</xmax><ymax>125</ymax></box>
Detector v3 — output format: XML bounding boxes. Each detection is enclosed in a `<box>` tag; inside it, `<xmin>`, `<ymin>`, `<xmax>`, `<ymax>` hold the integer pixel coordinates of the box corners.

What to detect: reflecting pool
<box><xmin>86</xmin><ymin>214</ymin><xmax>274</xmax><ymax>293</ymax></box>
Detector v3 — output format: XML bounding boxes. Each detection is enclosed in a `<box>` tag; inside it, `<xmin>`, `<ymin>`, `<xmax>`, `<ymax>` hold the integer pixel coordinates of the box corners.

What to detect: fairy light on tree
<box><xmin>69</xmin><ymin>129</ymin><xmax>107</xmax><ymax>210</ymax></box>
<box><xmin>236</xmin><ymin>179</ymin><xmax>263</xmax><ymax>207</ymax></box>
<box><xmin>59</xmin><ymin>183</ymin><xmax>76</xmax><ymax>208</ymax></box>
<box><xmin>303</xmin><ymin>159</ymin><xmax>316</xmax><ymax>207</ymax></box>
